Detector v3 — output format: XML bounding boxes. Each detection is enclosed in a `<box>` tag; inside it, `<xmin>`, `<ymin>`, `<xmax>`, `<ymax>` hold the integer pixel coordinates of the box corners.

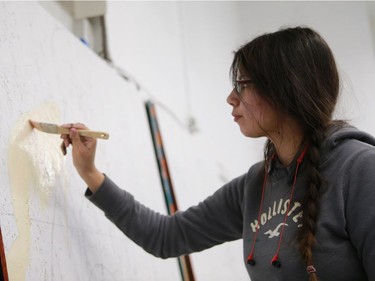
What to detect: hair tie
<box><xmin>306</xmin><ymin>265</ymin><xmax>317</xmax><ymax>274</ymax></box>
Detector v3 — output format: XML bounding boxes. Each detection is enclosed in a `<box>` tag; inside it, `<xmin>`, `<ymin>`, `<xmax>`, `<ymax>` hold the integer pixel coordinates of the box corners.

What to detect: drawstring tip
<box><xmin>247</xmin><ymin>254</ymin><xmax>256</xmax><ymax>266</ymax></box>
<box><xmin>247</xmin><ymin>259</ymin><xmax>256</xmax><ymax>266</ymax></box>
<box><xmin>271</xmin><ymin>255</ymin><xmax>281</xmax><ymax>268</ymax></box>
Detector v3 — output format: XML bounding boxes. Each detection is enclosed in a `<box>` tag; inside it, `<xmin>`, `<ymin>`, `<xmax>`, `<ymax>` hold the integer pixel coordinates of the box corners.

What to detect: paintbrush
<box><xmin>29</xmin><ymin>120</ymin><xmax>109</xmax><ymax>140</ymax></box>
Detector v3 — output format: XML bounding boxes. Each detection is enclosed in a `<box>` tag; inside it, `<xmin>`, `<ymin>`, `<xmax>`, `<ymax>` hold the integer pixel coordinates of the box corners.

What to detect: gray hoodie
<box><xmin>87</xmin><ymin>124</ymin><xmax>375</xmax><ymax>281</ymax></box>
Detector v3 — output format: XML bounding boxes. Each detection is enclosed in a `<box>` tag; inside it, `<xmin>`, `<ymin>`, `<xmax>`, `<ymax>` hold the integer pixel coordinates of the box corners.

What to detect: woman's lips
<box><xmin>232</xmin><ymin>114</ymin><xmax>242</xmax><ymax>122</ymax></box>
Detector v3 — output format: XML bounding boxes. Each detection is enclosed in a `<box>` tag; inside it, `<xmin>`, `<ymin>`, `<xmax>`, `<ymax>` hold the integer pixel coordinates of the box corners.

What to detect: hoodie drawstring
<box><xmin>247</xmin><ymin>145</ymin><xmax>309</xmax><ymax>268</ymax></box>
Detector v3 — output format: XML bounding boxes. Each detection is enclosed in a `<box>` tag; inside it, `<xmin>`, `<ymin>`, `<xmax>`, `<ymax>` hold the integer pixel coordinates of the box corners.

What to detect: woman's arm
<box><xmin>87</xmin><ymin>175</ymin><xmax>245</xmax><ymax>258</ymax></box>
<box><xmin>62</xmin><ymin>122</ymin><xmax>245</xmax><ymax>258</ymax></box>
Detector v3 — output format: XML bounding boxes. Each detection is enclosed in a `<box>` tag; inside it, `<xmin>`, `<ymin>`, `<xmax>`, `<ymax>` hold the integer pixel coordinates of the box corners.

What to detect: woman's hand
<box><xmin>61</xmin><ymin>123</ymin><xmax>104</xmax><ymax>193</ymax></box>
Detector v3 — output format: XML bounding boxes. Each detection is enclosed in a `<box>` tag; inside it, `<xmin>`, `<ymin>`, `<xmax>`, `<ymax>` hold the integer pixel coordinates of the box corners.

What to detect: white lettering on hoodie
<box><xmin>250</xmin><ymin>199</ymin><xmax>303</xmax><ymax>238</ymax></box>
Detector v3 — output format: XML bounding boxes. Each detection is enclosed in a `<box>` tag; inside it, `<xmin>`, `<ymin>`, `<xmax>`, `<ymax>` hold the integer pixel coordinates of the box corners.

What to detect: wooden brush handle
<box><xmin>59</xmin><ymin>128</ymin><xmax>109</xmax><ymax>139</ymax></box>
<box><xmin>77</xmin><ymin>130</ymin><xmax>109</xmax><ymax>139</ymax></box>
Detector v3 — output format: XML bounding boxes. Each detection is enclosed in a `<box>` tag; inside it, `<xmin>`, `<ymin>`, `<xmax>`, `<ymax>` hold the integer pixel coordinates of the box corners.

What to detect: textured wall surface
<box><xmin>0</xmin><ymin>2</ymin><xmax>180</xmax><ymax>280</ymax></box>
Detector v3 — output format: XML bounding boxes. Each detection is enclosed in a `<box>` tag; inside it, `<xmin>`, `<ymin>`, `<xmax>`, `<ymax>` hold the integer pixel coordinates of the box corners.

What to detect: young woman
<box><xmin>62</xmin><ymin>26</ymin><xmax>375</xmax><ymax>281</ymax></box>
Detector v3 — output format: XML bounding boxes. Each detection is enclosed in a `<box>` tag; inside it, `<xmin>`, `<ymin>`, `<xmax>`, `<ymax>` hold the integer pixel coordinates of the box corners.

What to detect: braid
<box><xmin>265</xmin><ymin>131</ymin><xmax>326</xmax><ymax>281</ymax></box>
<box><xmin>298</xmin><ymin>131</ymin><xmax>324</xmax><ymax>281</ymax></box>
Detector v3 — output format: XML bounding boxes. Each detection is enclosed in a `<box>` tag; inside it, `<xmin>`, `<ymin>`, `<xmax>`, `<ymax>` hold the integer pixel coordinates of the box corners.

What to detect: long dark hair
<box><xmin>231</xmin><ymin>26</ymin><xmax>341</xmax><ymax>281</ymax></box>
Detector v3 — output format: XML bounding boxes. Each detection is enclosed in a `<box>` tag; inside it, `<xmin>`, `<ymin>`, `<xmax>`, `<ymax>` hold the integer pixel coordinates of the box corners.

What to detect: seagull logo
<box><xmin>264</xmin><ymin>223</ymin><xmax>288</xmax><ymax>238</ymax></box>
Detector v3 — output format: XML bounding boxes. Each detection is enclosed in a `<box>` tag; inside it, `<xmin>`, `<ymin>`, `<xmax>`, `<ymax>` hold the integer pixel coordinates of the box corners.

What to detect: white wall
<box><xmin>105</xmin><ymin>3</ymin><xmax>255</xmax><ymax>280</ymax></box>
<box><xmin>0</xmin><ymin>2</ymin><xmax>181</xmax><ymax>280</ymax></box>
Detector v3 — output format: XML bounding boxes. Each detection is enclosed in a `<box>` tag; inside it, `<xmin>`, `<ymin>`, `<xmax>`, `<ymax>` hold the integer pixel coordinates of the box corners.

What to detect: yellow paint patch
<box><xmin>7</xmin><ymin>102</ymin><xmax>64</xmax><ymax>281</ymax></box>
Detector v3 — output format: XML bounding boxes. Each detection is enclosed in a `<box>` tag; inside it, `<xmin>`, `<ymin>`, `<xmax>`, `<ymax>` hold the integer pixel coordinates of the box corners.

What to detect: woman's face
<box><xmin>226</xmin><ymin>72</ymin><xmax>280</xmax><ymax>138</ymax></box>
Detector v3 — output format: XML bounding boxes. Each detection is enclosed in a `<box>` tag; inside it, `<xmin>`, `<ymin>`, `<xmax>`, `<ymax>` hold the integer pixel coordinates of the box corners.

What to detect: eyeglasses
<box><xmin>234</xmin><ymin>79</ymin><xmax>254</xmax><ymax>94</ymax></box>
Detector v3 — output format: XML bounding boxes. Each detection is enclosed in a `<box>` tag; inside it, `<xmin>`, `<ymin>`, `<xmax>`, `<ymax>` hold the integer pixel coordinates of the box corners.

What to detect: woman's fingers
<box><xmin>70</xmin><ymin>128</ymin><xmax>86</xmax><ymax>150</ymax></box>
<box><xmin>60</xmin><ymin>141</ymin><xmax>67</xmax><ymax>155</ymax></box>
<box><xmin>60</xmin><ymin>123</ymin><xmax>90</xmax><ymax>154</ymax></box>
<box><xmin>58</xmin><ymin>123</ymin><xmax>101</xmax><ymax>189</ymax></box>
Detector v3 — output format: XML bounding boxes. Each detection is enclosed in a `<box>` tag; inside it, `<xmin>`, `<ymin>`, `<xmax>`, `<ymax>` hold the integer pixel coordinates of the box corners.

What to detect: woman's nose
<box><xmin>226</xmin><ymin>88</ymin><xmax>239</xmax><ymax>106</ymax></box>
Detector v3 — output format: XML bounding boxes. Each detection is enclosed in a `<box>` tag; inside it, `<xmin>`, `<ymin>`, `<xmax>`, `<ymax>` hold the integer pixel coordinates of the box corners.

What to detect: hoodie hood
<box><xmin>320</xmin><ymin>122</ymin><xmax>375</xmax><ymax>163</ymax></box>
<box><xmin>269</xmin><ymin>122</ymin><xmax>375</xmax><ymax>182</ymax></box>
